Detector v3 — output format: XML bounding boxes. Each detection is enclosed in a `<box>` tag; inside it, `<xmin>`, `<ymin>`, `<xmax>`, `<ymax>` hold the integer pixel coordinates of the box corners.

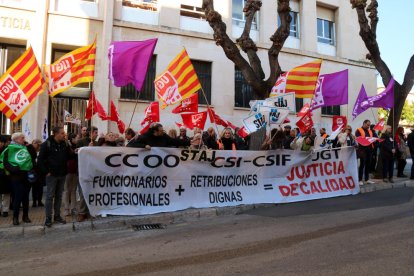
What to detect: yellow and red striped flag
<box><xmin>0</xmin><ymin>47</ymin><xmax>45</xmax><ymax>122</ymax></box>
<box><xmin>154</xmin><ymin>49</ymin><xmax>201</xmax><ymax>108</ymax></box>
<box><xmin>45</xmin><ymin>40</ymin><xmax>96</xmax><ymax>97</ymax></box>
<box><xmin>270</xmin><ymin>59</ymin><xmax>322</xmax><ymax>98</ymax></box>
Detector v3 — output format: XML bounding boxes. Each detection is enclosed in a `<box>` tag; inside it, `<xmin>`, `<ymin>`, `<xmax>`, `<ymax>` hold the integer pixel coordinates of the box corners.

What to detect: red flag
<box><xmin>227</xmin><ymin>121</ymin><xmax>237</xmax><ymax>130</ymax></box>
<box><xmin>139</xmin><ymin>123</ymin><xmax>150</xmax><ymax>134</ymax></box>
<box><xmin>297</xmin><ymin>103</ymin><xmax>310</xmax><ymax>117</ymax></box>
<box><xmin>85</xmin><ymin>91</ymin><xmax>107</xmax><ymax>120</ymax></box>
<box><xmin>237</xmin><ymin>126</ymin><xmax>249</xmax><ymax>138</ymax></box>
<box><xmin>108</xmin><ymin>101</ymin><xmax>125</xmax><ymax>134</ymax></box>
<box><xmin>175</xmin><ymin>122</ymin><xmax>184</xmax><ymax>128</ymax></box>
<box><xmin>181</xmin><ymin>111</ymin><xmax>208</xmax><ymax>130</ymax></box>
<box><xmin>283</xmin><ymin>117</ymin><xmax>291</xmax><ymax>124</ymax></box>
<box><xmin>207</xmin><ymin>108</ymin><xmax>228</xmax><ymax>127</ymax></box>
<box><xmin>373</xmin><ymin>118</ymin><xmax>385</xmax><ymax>131</ymax></box>
<box><xmin>332</xmin><ymin>116</ymin><xmax>347</xmax><ymax>131</ymax></box>
<box><xmin>140</xmin><ymin>102</ymin><xmax>160</xmax><ymax>126</ymax></box>
<box><xmin>171</xmin><ymin>93</ymin><xmax>198</xmax><ymax>114</ymax></box>
<box><xmin>296</xmin><ymin>111</ymin><xmax>313</xmax><ymax>134</ymax></box>
<box><xmin>356</xmin><ymin>136</ymin><xmax>383</xmax><ymax>146</ymax></box>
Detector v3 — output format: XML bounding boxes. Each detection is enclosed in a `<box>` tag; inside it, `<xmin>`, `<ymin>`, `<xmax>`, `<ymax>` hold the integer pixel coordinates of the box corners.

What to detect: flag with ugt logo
<box><xmin>181</xmin><ymin>111</ymin><xmax>208</xmax><ymax>130</ymax></box>
<box><xmin>140</xmin><ymin>101</ymin><xmax>160</xmax><ymax>127</ymax></box>
<box><xmin>154</xmin><ymin>49</ymin><xmax>201</xmax><ymax>108</ymax></box>
<box><xmin>45</xmin><ymin>40</ymin><xmax>96</xmax><ymax>97</ymax></box>
<box><xmin>0</xmin><ymin>47</ymin><xmax>45</xmax><ymax>122</ymax></box>
<box><xmin>270</xmin><ymin>59</ymin><xmax>322</xmax><ymax>98</ymax></box>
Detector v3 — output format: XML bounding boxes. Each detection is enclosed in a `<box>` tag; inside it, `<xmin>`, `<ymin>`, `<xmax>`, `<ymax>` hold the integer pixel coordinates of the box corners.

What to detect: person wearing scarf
<box><xmin>0</xmin><ymin>133</ymin><xmax>34</xmax><ymax>225</ymax></box>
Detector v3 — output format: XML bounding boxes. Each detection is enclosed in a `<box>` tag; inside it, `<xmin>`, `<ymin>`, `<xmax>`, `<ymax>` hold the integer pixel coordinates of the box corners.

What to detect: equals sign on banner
<box><xmin>264</xmin><ymin>184</ymin><xmax>273</xmax><ymax>190</ymax></box>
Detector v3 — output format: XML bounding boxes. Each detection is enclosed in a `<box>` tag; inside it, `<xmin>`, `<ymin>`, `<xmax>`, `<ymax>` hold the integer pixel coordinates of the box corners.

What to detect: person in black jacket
<box><xmin>127</xmin><ymin>123</ymin><xmax>190</xmax><ymax>149</ymax></box>
<box><xmin>203</xmin><ymin>127</ymin><xmax>219</xmax><ymax>150</ymax></box>
<box><xmin>380</xmin><ymin>125</ymin><xmax>396</xmax><ymax>183</ymax></box>
<box><xmin>37</xmin><ymin>126</ymin><xmax>71</xmax><ymax>227</ymax></box>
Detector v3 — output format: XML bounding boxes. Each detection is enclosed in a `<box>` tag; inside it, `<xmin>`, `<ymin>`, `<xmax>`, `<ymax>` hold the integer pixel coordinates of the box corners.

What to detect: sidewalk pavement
<box><xmin>1</xmin><ymin>162</ymin><xmax>413</xmax><ymax>239</ymax></box>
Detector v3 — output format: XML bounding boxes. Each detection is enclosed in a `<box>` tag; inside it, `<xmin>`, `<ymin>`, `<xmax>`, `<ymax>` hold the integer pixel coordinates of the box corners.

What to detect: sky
<box><xmin>376</xmin><ymin>0</ymin><xmax>414</xmax><ymax>87</ymax></box>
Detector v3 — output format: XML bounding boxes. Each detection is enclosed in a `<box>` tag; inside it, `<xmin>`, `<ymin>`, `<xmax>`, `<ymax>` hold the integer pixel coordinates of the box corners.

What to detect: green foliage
<box><xmin>400</xmin><ymin>101</ymin><xmax>414</xmax><ymax>124</ymax></box>
<box><xmin>379</xmin><ymin>101</ymin><xmax>414</xmax><ymax>125</ymax></box>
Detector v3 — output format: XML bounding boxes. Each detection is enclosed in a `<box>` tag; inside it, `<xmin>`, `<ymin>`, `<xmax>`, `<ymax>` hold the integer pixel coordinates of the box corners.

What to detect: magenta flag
<box><xmin>311</xmin><ymin>69</ymin><xmax>348</xmax><ymax>110</ymax></box>
<box><xmin>108</xmin><ymin>38</ymin><xmax>158</xmax><ymax>91</ymax></box>
<box><xmin>352</xmin><ymin>78</ymin><xmax>395</xmax><ymax>119</ymax></box>
<box><xmin>352</xmin><ymin>84</ymin><xmax>368</xmax><ymax>119</ymax></box>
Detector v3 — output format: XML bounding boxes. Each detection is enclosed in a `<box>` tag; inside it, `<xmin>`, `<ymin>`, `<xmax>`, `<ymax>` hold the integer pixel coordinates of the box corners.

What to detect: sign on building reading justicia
<box><xmin>0</xmin><ymin>16</ymin><xmax>31</xmax><ymax>30</ymax></box>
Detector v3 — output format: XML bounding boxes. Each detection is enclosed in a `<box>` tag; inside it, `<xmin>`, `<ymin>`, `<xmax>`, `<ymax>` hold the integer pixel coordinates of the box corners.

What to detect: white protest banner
<box><xmin>257</xmin><ymin>106</ymin><xmax>290</xmax><ymax>125</ymax></box>
<box><xmin>248</xmin><ymin>100</ymin><xmax>264</xmax><ymax>114</ymax></box>
<box><xmin>78</xmin><ymin>147</ymin><xmax>359</xmax><ymax>216</ymax></box>
<box><xmin>242</xmin><ymin>112</ymin><xmax>267</xmax><ymax>133</ymax></box>
<box><xmin>264</xmin><ymin>92</ymin><xmax>296</xmax><ymax>112</ymax></box>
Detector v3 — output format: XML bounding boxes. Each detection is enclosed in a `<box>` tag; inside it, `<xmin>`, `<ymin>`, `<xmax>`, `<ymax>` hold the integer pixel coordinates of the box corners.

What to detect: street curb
<box><xmin>1</xmin><ymin>180</ymin><xmax>413</xmax><ymax>239</ymax></box>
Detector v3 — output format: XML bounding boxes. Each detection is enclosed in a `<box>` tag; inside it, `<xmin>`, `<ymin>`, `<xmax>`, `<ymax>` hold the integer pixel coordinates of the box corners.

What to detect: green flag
<box><xmin>0</xmin><ymin>143</ymin><xmax>33</xmax><ymax>172</ymax></box>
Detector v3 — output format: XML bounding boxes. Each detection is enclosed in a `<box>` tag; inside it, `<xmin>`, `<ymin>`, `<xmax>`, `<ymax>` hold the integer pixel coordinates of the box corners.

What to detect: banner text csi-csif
<box><xmin>78</xmin><ymin>147</ymin><xmax>359</xmax><ymax>216</ymax></box>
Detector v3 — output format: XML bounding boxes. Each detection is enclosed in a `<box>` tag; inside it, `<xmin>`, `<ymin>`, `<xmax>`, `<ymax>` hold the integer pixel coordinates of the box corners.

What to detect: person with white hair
<box><xmin>0</xmin><ymin>132</ymin><xmax>34</xmax><ymax>225</ymax></box>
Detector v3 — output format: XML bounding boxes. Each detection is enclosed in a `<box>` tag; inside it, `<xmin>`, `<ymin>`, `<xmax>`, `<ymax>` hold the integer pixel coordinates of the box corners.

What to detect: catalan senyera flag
<box><xmin>45</xmin><ymin>40</ymin><xmax>96</xmax><ymax>97</ymax></box>
<box><xmin>154</xmin><ymin>49</ymin><xmax>201</xmax><ymax>108</ymax></box>
<box><xmin>0</xmin><ymin>47</ymin><xmax>45</xmax><ymax>122</ymax></box>
<box><xmin>270</xmin><ymin>59</ymin><xmax>322</xmax><ymax>98</ymax></box>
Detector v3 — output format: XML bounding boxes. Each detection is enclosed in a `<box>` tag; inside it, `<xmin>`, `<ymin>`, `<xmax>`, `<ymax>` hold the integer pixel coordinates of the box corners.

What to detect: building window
<box><xmin>122</xmin><ymin>0</ymin><xmax>157</xmax><ymax>11</ymax></box>
<box><xmin>317</xmin><ymin>18</ymin><xmax>335</xmax><ymax>45</ymax></box>
<box><xmin>121</xmin><ymin>55</ymin><xmax>156</xmax><ymax>101</ymax></box>
<box><xmin>278</xmin><ymin>11</ymin><xmax>299</xmax><ymax>38</ymax></box>
<box><xmin>295</xmin><ymin>98</ymin><xmax>304</xmax><ymax>113</ymax></box>
<box><xmin>192</xmin><ymin>60</ymin><xmax>211</xmax><ymax>105</ymax></box>
<box><xmin>232</xmin><ymin>0</ymin><xmax>258</xmax><ymax>30</ymax></box>
<box><xmin>0</xmin><ymin>43</ymin><xmax>26</xmax><ymax>134</ymax></box>
<box><xmin>321</xmin><ymin>105</ymin><xmax>340</xmax><ymax>116</ymax></box>
<box><xmin>234</xmin><ymin>67</ymin><xmax>254</xmax><ymax>108</ymax></box>
<box><xmin>180</xmin><ymin>4</ymin><xmax>205</xmax><ymax>20</ymax></box>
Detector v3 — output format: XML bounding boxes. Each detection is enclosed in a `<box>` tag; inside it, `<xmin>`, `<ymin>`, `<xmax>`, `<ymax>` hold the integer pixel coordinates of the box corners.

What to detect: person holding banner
<box><xmin>127</xmin><ymin>123</ymin><xmax>190</xmax><ymax>149</ymax></box>
<box><xmin>218</xmin><ymin>128</ymin><xmax>237</xmax><ymax>150</ymax></box>
<box><xmin>261</xmin><ymin>128</ymin><xmax>285</xmax><ymax>150</ymax></box>
<box><xmin>379</xmin><ymin>125</ymin><xmax>396</xmax><ymax>183</ymax></box>
<box><xmin>203</xmin><ymin>127</ymin><xmax>219</xmax><ymax>150</ymax></box>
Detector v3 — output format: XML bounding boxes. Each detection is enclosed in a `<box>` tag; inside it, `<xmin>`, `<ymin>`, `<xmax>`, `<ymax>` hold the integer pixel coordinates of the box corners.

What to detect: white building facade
<box><xmin>0</xmin><ymin>0</ymin><xmax>377</xmax><ymax>139</ymax></box>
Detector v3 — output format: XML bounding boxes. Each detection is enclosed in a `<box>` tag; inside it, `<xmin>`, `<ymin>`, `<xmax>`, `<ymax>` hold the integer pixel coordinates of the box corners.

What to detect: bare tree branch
<box><xmin>402</xmin><ymin>55</ymin><xmax>414</xmax><ymax>91</ymax></box>
<box><xmin>366</xmin><ymin>0</ymin><xmax>378</xmax><ymax>36</ymax></box>
<box><xmin>266</xmin><ymin>0</ymin><xmax>291</xmax><ymax>88</ymax></box>
<box><xmin>202</xmin><ymin>0</ymin><xmax>268</xmax><ymax>97</ymax></box>
<box><xmin>350</xmin><ymin>0</ymin><xmax>392</xmax><ymax>86</ymax></box>
<box><xmin>236</xmin><ymin>0</ymin><xmax>265</xmax><ymax>80</ymax></box>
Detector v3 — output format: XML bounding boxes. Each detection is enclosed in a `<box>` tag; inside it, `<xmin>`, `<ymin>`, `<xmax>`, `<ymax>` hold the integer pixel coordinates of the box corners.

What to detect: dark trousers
<box><xmin>411</xmin><ymin>154</ymin><xmax>414</xmax><ymax>178</ymax></box>
<box><xmin>11</xmin><ymin>179</ymin><xmax>31</xmax><ymax>219</ymax></box>
<box><xmin>32</xmin><ymin>181</ymin><xmax>44</xmax><ymax>204</ymax></box>
<box><xmin>397</xmin><ymin>159</ymin><xmax>407</xmax><ymax>176</ymax></box>
<box><xmin>382</xmin><ymin>157</ymin><xmax>394</xmax><ymax>179</ymax></box>
<box><xmin>359</xmin><ymin>150</ymin><xmax>372</xmax><ymax>182</ymax></box>
<box><xmin>45</xmin><ymin>175</ymin><xmax>66</xmax><ymax>219</ymax></box>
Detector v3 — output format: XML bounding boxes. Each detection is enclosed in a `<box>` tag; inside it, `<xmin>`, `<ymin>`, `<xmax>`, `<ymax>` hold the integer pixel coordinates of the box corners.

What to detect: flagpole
<box><xmin>128</xmin><ymin>91</ymin><xmax>142</xmax><ymax>130</ymax></box>
<box><xmin>200</xmin><ymin>87</ymin><xmax>221</xmax><ymax>139</ymax></box>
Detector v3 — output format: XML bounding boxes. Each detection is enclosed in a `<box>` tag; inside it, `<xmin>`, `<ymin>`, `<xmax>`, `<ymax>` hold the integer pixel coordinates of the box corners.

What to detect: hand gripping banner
<box><xmin>78</xmin><ymin>147</ymin><xmax>359</xmax><ymax>216</ymax></box>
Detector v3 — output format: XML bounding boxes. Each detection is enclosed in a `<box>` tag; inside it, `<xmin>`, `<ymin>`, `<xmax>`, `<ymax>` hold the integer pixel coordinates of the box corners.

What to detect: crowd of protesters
<box><xmin>0</xmin><ymin>120</ymin><xmax>413</xmax><ymax>226</ymax></box>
